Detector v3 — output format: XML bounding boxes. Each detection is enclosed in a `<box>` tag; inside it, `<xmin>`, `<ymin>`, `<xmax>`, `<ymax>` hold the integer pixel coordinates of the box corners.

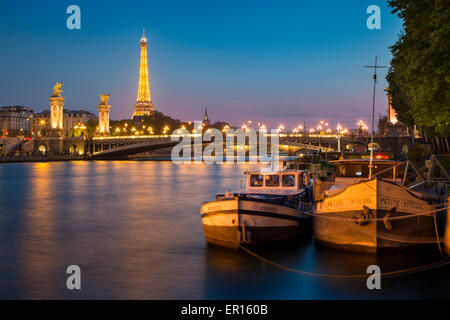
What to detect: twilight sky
<box><xmin>0</xmin><ymin>0</ymin><xmax>403</xmax><ymax>130</ymax></box>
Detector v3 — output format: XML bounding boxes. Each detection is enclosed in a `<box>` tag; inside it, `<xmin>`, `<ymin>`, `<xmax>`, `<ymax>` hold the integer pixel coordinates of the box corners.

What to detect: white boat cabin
<box><xmin>245</xmin><ymin>170</ymin><xmax>310</xmax><ymax>195</ymax></box>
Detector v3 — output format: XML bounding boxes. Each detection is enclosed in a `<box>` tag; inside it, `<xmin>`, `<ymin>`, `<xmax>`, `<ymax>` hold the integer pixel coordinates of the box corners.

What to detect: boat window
<box><xmin>337</xmin><ymin>164</ymin><xmax>368</xmax><ymax>178</ymax></box>
<box><xmin>337</xmin><ymin>163</ymin><xmax>395</xmax><ymax>178</ymax></box>
<box><xmin>282</xmin><ymin>174</ymin><xmax>296</xmax><ymax>187</ymax></box>
<box><xmin>265</xmin><ymin>175</ymin><xmax>280</xmax><ymax>187</ymax></box>
<box><xmin>249</xmin><ymin>174</ymin><xmax>264</xmax><ymax>187</ymax></box>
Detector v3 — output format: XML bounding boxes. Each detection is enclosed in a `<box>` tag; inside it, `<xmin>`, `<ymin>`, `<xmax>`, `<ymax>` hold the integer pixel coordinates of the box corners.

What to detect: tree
<box><xmin>386</xmin><ymin>68</ymin><xmax>414</xmax><ymax>128</ymax></box>
<box><xmin>387</xmin><ymin>0</ymin><xmax>450</xmax><ymax>136</ymax></box>
<box><xmin>138</xmin><ymin>111</ymin><xmax>182</xmax><ymax>134</ymax></box>
<box><xmin>110</xmin><ymin>111</ymin><xmax>187</xmax><ymax>136</ymax></box>
<box><xmin>377</xmin><ymin>115</ymin><xmax>388</xmax><ymax>135</ymax></box>
<box><xmin>85</xmin><ymin>119</ymin><xmax>98</xmax><ymax>138</ymax></box>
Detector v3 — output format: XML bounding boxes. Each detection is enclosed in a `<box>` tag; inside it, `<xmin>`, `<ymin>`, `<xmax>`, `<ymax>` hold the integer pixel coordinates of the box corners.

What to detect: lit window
<box><xmin>250</xmin><ymin>174</ymin><xmax>263</xmax><ymax>187</ymax></box>
<box><xmin>282</xmin><ymin>174</ymin><xmax>296</xmax><ymax>187</ymax></box>
<box><xmin>265</xmin><ymin>175</ymin><xmax>280</xmax><ymax>187</ymax></box>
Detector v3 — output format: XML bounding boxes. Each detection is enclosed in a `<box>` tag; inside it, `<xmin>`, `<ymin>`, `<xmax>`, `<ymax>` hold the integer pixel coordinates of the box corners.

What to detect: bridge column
<box><xmin>97</xmin><ymin>94</ymin><xmax>111</xmax><ymax>136</ymax></box>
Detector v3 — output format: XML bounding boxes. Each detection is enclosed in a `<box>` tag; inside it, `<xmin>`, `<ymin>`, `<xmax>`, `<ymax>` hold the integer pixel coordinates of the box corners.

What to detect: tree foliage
<box><xmin>377</xmin><ymin>115</ymin><xmax>389</xmax><ymax>135</ymax></box>
<box><xmin>85</xmin><ymin>119</ymin><xmax>98</xmax><ymax>138</ymax></box>
<box><xmin>110</xmin><ymin>111</ymin><xmax>185</xmax><ymax>135</ymax></box>
<box><xmin>138</xmin><ymin>111</ymin><xmax>183</xmax><ymax>134</ymax></box>
<box><xmin>387</xmin><ymin>0</ymin><xmax>450</xmax><ymax>136</ymax></box>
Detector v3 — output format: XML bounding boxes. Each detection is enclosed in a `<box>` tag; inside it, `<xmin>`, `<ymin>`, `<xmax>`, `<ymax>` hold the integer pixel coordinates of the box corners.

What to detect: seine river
<box><xmin>0</xmin><ymin>161</ymin><xmax>449</xmax><ymax>299</ymax></box>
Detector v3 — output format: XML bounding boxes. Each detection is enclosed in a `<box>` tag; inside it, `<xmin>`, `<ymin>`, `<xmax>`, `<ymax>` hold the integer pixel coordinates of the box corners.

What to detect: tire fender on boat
<box><xmin>383</xmin><ymin>207</ymin><xmax>397</xmax><ymax>231</ymax></box>
<box><xmin>353</xmin><ymin>205</ymin><xmax>371</xmax><ymax>226</ymax></box>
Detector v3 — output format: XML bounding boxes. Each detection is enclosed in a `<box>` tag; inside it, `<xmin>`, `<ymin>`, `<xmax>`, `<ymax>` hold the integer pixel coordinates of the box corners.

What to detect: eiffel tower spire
<box><xmin>133</xmin><ymin>28</ymin><xmax>153</xmax><ymax>118</ymax></box>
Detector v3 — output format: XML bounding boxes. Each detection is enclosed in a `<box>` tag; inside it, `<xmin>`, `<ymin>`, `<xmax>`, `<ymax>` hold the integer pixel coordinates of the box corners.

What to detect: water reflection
<box><xmin>0</xmin><ymin>161</ymin><xmax>448</xmax><ymax>299</ymax></box>
<box><xmin>19</xmin><ymin>162</ymin><xmax>59</xmax><ymax>299</ymax></box>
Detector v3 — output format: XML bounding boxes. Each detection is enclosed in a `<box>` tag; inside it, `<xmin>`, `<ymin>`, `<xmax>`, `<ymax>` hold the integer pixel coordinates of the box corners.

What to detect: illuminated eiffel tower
<box><xmin>132</xmin><ymin>28</ymin><xmax>153</xmax><ymax>118</ymax></box>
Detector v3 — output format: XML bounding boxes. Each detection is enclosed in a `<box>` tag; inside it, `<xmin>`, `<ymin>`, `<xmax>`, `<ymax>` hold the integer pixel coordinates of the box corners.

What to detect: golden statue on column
<box><xmin>49</xmin><ymin>82</ymin><xmax>65</xmax><ymax>130</ymax></box>
<box><xmin>98</xmin><ymin>93</ymin><xmax>111</xmax><ymax>135</ymax></box>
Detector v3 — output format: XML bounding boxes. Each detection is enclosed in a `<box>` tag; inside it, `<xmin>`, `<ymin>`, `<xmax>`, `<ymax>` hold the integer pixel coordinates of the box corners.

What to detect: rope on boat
<box><xmin>346</xmin><ymin>224</ymin><xmax>446</xmax><ymax>245</ymax></box>
<box><xmin>238</xmin><ymin>243</ymin><xmax>450</xmax><ymax>280</ymax></box>
<box><xmin>296</xmin><ymin>205</ymin><xmax>448</xmax><ymax>222</ymax></box>
<box><xmin>328</xmin><ymin>212</ymin><xmax>449</xmax><ymax>255</ymax></box>
<box><xmin>203</xmin><ymin>215</ymin><xmax>450</xmax><ymax>280</ymax></box>
<box><xmin>298</xmin><ymin>203</ymin><xmax>448</xmax><ymax>253</ymax></box>
<box><xmin>433</xmin><ymin>210</ymin><xmax>444</xmax><ymax>256</ymax></box>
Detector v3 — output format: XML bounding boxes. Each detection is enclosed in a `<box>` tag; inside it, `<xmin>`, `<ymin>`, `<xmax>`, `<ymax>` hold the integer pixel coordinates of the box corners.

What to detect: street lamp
<box><xmin>259</xmin><ymin>124</ymin><xmax>267</xmax><ymax>133</ymax></box>
<box><xmin>222</xmin><ymin>124</ymin><xmax>230</xmax><ymax>133</ymax></box>
<box><xmin>317</xmin><ymin>125</ymin><xmax>323</xmax><ymax>134</ymax></box>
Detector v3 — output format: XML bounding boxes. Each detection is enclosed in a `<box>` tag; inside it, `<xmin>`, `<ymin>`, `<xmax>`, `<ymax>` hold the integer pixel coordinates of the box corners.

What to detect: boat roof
<box><xmin>245</xmin><ymin>169</ymin><xmax>307</xmax><ymax>175</ymax></box>
<box><xmin>331</xmin><ymin>159</ymin><xmax>399</xmax><ymax>165</ymax></box>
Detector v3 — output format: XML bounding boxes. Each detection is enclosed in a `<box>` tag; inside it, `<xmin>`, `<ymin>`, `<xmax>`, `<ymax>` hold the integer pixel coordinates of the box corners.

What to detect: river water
<box><xmin>0</xmin><ymin>161</ymin><xmax>448</xmax><ymax>299</ymax></box>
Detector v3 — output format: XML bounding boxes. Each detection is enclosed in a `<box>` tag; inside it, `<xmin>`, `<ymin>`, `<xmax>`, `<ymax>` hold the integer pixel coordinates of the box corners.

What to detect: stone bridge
<box><xmin>87</xmin><ymin>134</ymin><xmax>343</xmax><ymax>159</ymax></box>
<box><xmin>18</xmin><ymin>134</ymin><xmax>414</xmax><ymax>159</ymax></box>
<box><xmin>89</xmin><ymin>137</ymin><xmax>177</xmax><ymax>159</ymax></box>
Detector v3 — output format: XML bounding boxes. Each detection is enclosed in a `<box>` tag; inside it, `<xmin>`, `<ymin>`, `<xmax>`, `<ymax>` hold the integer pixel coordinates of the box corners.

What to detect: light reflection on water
<box><xmin>0</xmin><ymin>161</ymin><xmax>448</xmax><ymax>299</ymax></box>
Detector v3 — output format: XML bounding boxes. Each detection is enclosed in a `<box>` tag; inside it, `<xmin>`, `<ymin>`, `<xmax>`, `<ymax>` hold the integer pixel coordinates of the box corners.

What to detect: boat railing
<box><xmin>372</xmin><ymin>161</ymin><xmax>405</xmax><ymax>178</ymax></box>
<box><xmin>405</xmin><ymin>156</ymin><xmax>450</xmax><ymax>189</ymax></box>
<box><xmin>371</xmin><ymin>159</ymin><xmax>448</xmax><ymax>188</ymax></box>
<box><xmin>407</xmin><ymin>180</ymin><xmax>427</xmax><ymax>190</ymax></box>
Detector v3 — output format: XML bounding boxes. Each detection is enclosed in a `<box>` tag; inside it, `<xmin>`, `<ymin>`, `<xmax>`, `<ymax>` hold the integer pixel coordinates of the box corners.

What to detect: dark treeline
<box><xmin>386</xmin><ymin>0</ymin><xmax>449</xmax><ymax>139</ymax></box>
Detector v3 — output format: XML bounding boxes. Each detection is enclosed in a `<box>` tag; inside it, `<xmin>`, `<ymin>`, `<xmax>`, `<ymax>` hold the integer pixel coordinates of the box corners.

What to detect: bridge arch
<box><xmin>69</xmin><ymin>144</ymin><xmax>78</xmax><ymax>155</ymax></box>
<box><xmin>38</xmin><ymin>144</ymin><xmax>47</xmax><ymax>155</ymax></box>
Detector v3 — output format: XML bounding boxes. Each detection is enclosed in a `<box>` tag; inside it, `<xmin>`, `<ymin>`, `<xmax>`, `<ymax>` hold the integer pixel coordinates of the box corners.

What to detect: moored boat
<box><xmin>201</xmin><ymin>169</ymin><xmax>314</xmax><ymax>248</ymax></box>
<box><xmin>314</xmin><ymin>154</ymin><xmax>448</xmax><ymax>253</ymax></box>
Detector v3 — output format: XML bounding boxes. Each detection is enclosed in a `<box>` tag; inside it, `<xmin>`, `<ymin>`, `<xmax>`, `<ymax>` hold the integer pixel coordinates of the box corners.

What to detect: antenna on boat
<box><xmin>364</xmin><ymin>56</ymin><xmax>387</xmax><ymax>179</ymax></box>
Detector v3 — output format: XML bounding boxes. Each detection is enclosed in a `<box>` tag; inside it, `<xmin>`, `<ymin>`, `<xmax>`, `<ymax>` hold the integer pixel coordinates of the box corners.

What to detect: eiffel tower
<box><xmin>132</xmin><ymin>28</ymin><xmax>154</xmax><ymax>119</ymax></box>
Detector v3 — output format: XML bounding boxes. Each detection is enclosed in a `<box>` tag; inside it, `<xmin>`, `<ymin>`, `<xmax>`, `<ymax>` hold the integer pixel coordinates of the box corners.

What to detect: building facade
<box><xmin>0</xmin><ymin>106</ymin><xmax>34</xmax><ymax>132</ymax></box>
<box><xmin>31</xmin><ymin>109</ymin><xmax>97</xmax><ymax>136</ymax></box>
<box><xmin>386</xmin><ymin>91</ymin><xmax>398</xmax><ymax>125</ymax></box>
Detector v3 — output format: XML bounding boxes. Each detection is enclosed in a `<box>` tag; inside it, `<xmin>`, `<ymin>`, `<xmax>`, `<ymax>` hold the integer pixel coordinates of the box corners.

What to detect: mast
<box><xmin>364</xmin><ymin>56</ymin><xmax>386</xmax><ymax>179</ymax></box>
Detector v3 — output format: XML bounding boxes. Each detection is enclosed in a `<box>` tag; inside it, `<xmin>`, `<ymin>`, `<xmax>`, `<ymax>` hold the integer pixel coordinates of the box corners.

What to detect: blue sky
<box><xmin>0</xmin><ymin>0</ymin><xmax>403</xmax><ymax>130</ymax></box>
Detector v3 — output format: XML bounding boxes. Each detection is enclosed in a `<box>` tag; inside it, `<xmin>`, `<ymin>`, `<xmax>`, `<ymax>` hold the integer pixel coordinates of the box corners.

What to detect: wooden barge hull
<box><xmin>314</xmin><ymin>179</ymin><xmax>445</xmax><ymax>253</ymax></box>
<box><xmin>201</xmin><ymin>199</ymin><xmax>311</xmax><ymax>248</ymax></box>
